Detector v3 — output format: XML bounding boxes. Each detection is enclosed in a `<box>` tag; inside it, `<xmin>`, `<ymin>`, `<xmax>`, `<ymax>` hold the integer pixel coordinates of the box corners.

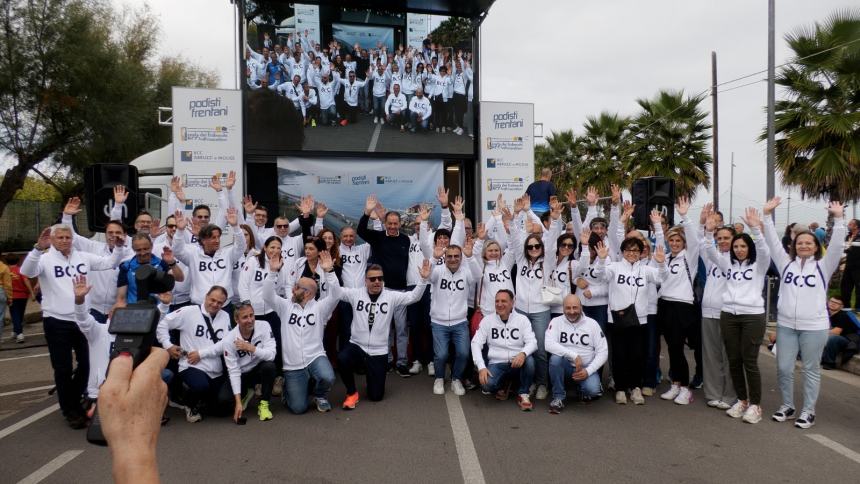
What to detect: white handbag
<box><xmin>540</xmin><ymin>259</ymin><xmax>563</xmax><ymax>306</ymax></box>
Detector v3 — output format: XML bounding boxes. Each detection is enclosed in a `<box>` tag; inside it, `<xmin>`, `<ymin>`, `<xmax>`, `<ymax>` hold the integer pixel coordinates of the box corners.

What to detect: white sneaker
<box><xmin>272</xmin><ymin>376</ymin><xmax>284</xmax><ymax>397</ymax></box>
<box><xmin>641</xmin><ymin>387</ymin><xmax>654</xmax><ymax>397</ymax></box>
<box><xmin>184</xmin><ymin>406</ymin><xmax>202</xmax><ymax>423</ymax></box>
<box><xmin>436</xmin><ymin>127</ymin><xmax>441</xmax><ymax>133</ymax></box>
<box><xmin>726</xmin><ymin>400</ymin><xmax>748</xmax><ymax>418</ymax></box>
<box><xmin>451</xmin><ymin>379</ymin><xmax>466</xmax><ymax>396</ymax></box>
<box><xmin>16</xmin><ymin>333</ymin><xmax>25</xmax><ymax>343</ymax></box>
<box><xmin>630</xmin><ymin>387</ymin><xmax>645</xmax><ymax>405</ymax></box>
<box><xmin>707</xmin><ymin>399</ymin><xmax>732</xmax><ymax>409</ymax></box>
<box><xmin>742</xmin><ymin>404</ymin><xmax>762</xmax><ymax>424</ymax></box>
<box><xmin>535</xmin><ymin>385</ymin><xmax>548</xmax><ymax>400</ymax></box>
<box><xmin>433</xmin><ymin>378</ymin><xmax>445</xmax><ymax>395</ymax></box>
<box><xmin>373</xmin><ymin>117</ymin><xmax>378</xmax><ymax>124</ymax></box>
<box><xmin>615</xmin><ymin>391</ymin><xmax>627</xmax><ymax>404</ymax></box>
<box><xmin>661</xmin><ymin>384</ymin><xmax>681</xmax><ymax>400</ymax></box>
<box><xmin>409</xmin><ymin>361</ymin><xmax>423</xmax><ymax>375</ymax></box>
<box><xmin>428</xmin><ymin>362</ymin><xmax>436</xmax><ymax>377</ymax></box>
<box><xmin>673</xmin><ymin>387</ymin><xmax>693</xmax><ymax>405</ymax></box>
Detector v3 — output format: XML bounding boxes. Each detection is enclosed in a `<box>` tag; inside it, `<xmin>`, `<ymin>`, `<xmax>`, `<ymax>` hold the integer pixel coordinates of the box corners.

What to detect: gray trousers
<box><xmin>702</xmin><ymin>316</ymin><xmax>736</xmax><ymax>403</ymax></box>
<box><xmin>388</xmin><ymin>295</ymin><xmax>409</xmax><ymax>365</ymax></box>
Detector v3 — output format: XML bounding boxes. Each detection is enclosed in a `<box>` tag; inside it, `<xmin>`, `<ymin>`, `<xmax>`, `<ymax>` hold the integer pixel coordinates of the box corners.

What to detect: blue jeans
<box><xmin>518</xmin><ymin>309</ymin><xmax>551</xmax><ymax>386</ymax></box>
<box><xmin>483</xmin><ymin>358</ymin><xmax>535</xmax><ymax>395</ymax></box>
<box><xmin>431</xmin><ymin>321</ymin><xmax>470</xmax><ymax>381</ymax></box>
<box><xmin>776</xmin><ymin>325</ymin><xmax>828</xmax><ymax>413</ymax></box>
<box><xmin>373</xmin><ymin>95</ymin><xmax>386</xmax><ymax>118</ymax></box>
<box><xmin>320</xmin><ymin>105</ymin><xmax>337</xmax><ymax>125</ymax></box>
<box><xmin>822</xmin><ymin>334</ymin><xmax>849</xmax><ymax>367</ymax></box>
<box><xmin>410</xmin><ymin>112</ymin><xmax>429</xmax><ymax>130</ymax></box>
<box><xmin>283</xmin><ymin>355</ymin><xmax>335</xmax><ymax>414</ymax></box>
<box><xmin>549</xmin><ymin>354</ymin><xmax>602</xmax><ymax>400</ymax></box>
<box><xmin>179</xmin><ymin>367</ymin><xmax>231</xmax><ymax>410</ymax></box>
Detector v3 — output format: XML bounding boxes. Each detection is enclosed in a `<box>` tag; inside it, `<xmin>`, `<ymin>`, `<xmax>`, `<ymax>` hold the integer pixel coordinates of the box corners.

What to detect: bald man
<box><xmin>262</xmin><ymin>251</ymin><xmax>341</xmax><ymax>414</ymax></box>
<box><xmin>545</xmin><ymin>295</ymin><xmax>608</xmax><ymax>414</ymax></box>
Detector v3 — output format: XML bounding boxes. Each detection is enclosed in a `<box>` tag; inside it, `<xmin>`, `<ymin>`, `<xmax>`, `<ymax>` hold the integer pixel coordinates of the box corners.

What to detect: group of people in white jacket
<box><xmin>23</xmin><ymin>173</ymin><xmax>845</xmax><ymax>429</ymax></box>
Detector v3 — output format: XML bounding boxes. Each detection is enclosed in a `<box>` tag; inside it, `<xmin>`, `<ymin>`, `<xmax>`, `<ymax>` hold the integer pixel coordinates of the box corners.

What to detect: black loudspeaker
<box><xmin>84</xmin><ymin>164</ymin><xmax>139</xmax><ymax>232</ymax></box>
<box><xmin>632</xmin><ymin>177</ymin><xmax>675</xmax><ymax>231</ymax></box>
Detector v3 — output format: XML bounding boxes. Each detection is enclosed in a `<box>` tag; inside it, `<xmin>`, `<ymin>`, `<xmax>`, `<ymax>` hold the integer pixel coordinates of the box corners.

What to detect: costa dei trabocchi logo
<box><xmin>486</xmin><ymin>137</ymin><xmax>525</xmax><ymax>150</ymax></box>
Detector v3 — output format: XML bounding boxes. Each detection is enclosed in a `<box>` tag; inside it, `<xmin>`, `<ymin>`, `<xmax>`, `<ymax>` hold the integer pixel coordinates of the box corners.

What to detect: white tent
<box><xmin>130</xmin><ymin>143</ymin><xmax>172</xmax><ymax>175</ymax></box>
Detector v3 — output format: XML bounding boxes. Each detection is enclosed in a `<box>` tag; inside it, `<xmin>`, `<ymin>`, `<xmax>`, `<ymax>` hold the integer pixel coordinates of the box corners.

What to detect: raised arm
<box><xmin>761</xmin><ymin>197</ymin><xmax>790</xmax><ymax>270</ymax></box>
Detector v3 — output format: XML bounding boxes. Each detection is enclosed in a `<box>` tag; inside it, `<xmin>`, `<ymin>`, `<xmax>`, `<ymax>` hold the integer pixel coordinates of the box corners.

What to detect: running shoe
<box><xmin>342</xmin><ymin>392</ymin><xmax>360</xmax><ymax>410</ymax></box>
<box><xmin>772</xmin><ymin>405</ymin><xmax>796</xmax><ymax>422</ymax></box>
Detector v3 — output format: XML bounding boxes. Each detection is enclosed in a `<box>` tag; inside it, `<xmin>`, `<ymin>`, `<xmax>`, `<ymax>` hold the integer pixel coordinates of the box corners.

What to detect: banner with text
<box><xmin>406</xmin><ymin>13</ymin><xmax>430</xmax><ymax>50</ymax></box>
<box><xmin>479</xmin><ymin>102</ymin><xmax>535</xmax><ymax>221</ymax></box>
<box><xmin>294</xmin><ymin>4</ymin><xmax>320</xmax><ymax>46</ymax></box>
<box><xmin>277</xmin><ymin>157</ymin><xmax>443</xmax><ymax>234</ymax></box>
<box><xmin>172</xmin><ymin>87</ymin><xmax>243</xmax><ymax>213</ymax></box>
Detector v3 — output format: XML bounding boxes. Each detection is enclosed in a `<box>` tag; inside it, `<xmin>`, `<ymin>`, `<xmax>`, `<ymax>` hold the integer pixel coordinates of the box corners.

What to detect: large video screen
<box><xmin>242</xmin><ymin>3</ymin><xmax>476</xmax><ymax>156</ymax></box>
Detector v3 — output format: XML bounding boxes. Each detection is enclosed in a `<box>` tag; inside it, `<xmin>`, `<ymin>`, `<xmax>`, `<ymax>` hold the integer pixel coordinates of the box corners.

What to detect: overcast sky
<box><xmin>108</xmin><ymin>0</ymin><xmax>859</xmax><ymax>225</ymax></box>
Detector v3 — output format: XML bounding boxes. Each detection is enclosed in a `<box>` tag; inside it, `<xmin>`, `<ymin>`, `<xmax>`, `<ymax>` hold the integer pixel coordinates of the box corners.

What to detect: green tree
<box><xmin>0</xmin><ymin>0</ymin><xmax>217</xmax><ymax>217</ymax></box>
<box><xmin>534</xmin><ymin>129</ymin><xmax>579</xmax><ymax>196</ymax></box>
<box><xmin>767</xmin><ymin>9</ymin><xmax>860</xmax><ymax>202</ymax></box>
<box><xmin>430</xmin><ymin>17</ymin><xmax>473</xmax><ymax>49</ymax></box>
<box><xmin>575</xmin><ymin>112</ymin><xmax>632</xmax><ymax>195</ymax></box>
<box><xmin>629</xmin><ymin>89</ymin><xmax>712</xmax><ymax>198</ymax></box>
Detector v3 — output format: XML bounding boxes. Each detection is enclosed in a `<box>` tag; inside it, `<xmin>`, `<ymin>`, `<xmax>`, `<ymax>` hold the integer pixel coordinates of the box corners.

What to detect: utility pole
<box><xmin>766</xmin><ymin>0</ymin><xmax>776</xmax><ymax>218</ymax></box>
<box><xmin>786</xmin><ymin>188</ymin><xmax>792</xmax><ymax>224</ymax></box>
<box><xmin>729</xmin><ymin>152</ymin><xmax>735</xmax><ymax>223</ymax></box>
<box><xmin>711</xmin><ymin>51</ymin><xmax>719</xmax><ymax>211</ymax></box>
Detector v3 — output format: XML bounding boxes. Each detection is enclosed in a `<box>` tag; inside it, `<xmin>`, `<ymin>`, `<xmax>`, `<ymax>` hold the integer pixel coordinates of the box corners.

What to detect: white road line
<box><xmin>444</xmin><ymin>393</ymin><xmax>486</xmax><ymax>484</ymax></box>
<box><xmin>807</xmin><ymin>434</ymin><xmax>860</xmax><ymax>465</ymax></box>
<box><xmin>0</xmin><ymin>385</ymin><xmax>54</xmax><ymax>397</ymax></box>
<box><xmin>367</xmin><ymin>122</ymin><xmax>382</xmax><ymax>152</ymax></box>
<box><xmin>17</xmin><ymin>450</ymin><xmax>84</xmax><ymax>484</ymax></box>
<box><xmin>0</xmin><ymin>353</ymin><xmax>50</xmax><ymax>363</ymax></box>
<box><xmin>0</xmin><ymin>403</ymin><xmax>60</xmax><ymax>440</ymax></box>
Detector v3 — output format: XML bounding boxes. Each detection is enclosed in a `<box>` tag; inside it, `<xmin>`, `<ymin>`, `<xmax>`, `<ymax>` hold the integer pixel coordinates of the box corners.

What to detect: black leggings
<box><xmin>657</xmin><ymin>299</ymin><xmax>698</xmax><ymax>386</ymax></box>
<box><xmin>609</xmin><ymin>323</ymin><xmax>645</xmax><ymax>391</ymax></box>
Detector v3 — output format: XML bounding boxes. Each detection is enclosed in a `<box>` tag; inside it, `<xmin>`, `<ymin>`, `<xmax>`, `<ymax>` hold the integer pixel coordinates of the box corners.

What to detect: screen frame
<box><xmin>239</xmin><ymin>3</ymin><xmax>481</xmax><ymax>160</ymax></box>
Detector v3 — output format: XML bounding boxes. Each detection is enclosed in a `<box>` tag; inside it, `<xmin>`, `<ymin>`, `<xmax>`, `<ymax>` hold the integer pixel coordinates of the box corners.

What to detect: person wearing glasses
<box><xmin>153</xmin><ymin>214</ymin><xmax>193</xmax><ymax>311</ymax></box>
<box><xmin>336</xmin><ymin>262</ymin><xmax>431</xmax><ymax>409</ymax></box>
<box><xmin>263</xmin><ymin>250</ymin><xmax>341</xmax><ymax>414</ymax></box>
<box><xmin>504</xmin><ymin>195</ymin><xmax>563</xmax><ymax>401</ymax></box>
<box><xmin>593</xmin><ymin>233</ymin><xmax>668</xmax><ymax>405</ymax></box>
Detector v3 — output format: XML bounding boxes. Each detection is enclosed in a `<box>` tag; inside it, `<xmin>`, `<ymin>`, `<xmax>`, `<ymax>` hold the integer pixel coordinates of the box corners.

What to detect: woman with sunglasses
<box><xmin>318</xmin><ymin>227</ymin><xmax>345</xmax><ymax>361</ymax></box>
<box><xmin>548</xmin><ymin>230</ymin><xmax>589</xmax><ymax>319</ymax></box>
<box><xmin>507</xmin><ymin>196</ymin><xmax>563</xmax><ymax>401</ymax></box>
<box><xmin>654</xmin><ymin>196</ymin><xmax>701</xmax><ymax>406</ymax></box>
<box><xmin>593</xmin><ymin>235</ymin><xmax>667</xmax><ymax>405</ymax></box>
<box><xmin>762</xmin><ymin>198</ymin><xmax>845</xmax><ymax>429</ymax></box>
<box><xmin>701</xmin><ymin>207</ymin><xmax>770</xmax><ymax>423</ymax></box>
<box><xmin>469</xmin><ymin>222</ymin><xmax>516</xmax><ymax>321</ymax></box>
<box><xmin>288</xmin><ymin>238</ymin><xmax>344</xmax><ymax>303</ymax></box>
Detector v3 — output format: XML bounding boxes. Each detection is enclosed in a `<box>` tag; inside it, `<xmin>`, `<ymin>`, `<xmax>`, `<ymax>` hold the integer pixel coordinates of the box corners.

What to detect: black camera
<box><xmin>87</xmin><ymin>265</ymin><xmax>175</xmax><ymax>446</ymax></box>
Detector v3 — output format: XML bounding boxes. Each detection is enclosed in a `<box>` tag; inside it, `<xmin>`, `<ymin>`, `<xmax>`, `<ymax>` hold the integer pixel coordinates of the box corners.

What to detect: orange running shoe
<box><xmin>343</xmin><ymin>392</ymin><xmax>360</xmax><ymax>410</ymax></box>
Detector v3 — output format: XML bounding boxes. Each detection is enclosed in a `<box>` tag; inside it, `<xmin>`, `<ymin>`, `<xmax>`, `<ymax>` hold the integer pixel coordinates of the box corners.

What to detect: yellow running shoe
<box><xmin>258</xmin><ymin>400</ymin><xmax>273</xmax><ymax>421</ymax></box>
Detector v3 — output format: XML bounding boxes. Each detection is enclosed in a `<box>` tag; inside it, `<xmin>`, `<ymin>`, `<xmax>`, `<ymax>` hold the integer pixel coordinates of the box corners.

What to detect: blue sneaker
<box><xmin>315</xmin><ymin>397</ymin><xmax>332</xmax><ymax>413</ymax></box>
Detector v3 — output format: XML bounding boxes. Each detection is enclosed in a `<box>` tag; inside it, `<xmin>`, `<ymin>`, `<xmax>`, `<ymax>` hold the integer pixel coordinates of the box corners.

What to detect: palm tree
<box><xmin>534</xmin><ymin>129</ymin><xmax>579</xmax><ymax>195</ymax></box>
<box><xmin>575</xmin><ymin>112</ymin><xmax>633</xmax><ymax>195</ymax></box>
<box><xmin>767</xmin><ymin>9</ymin><xmax>860</xmax><ymax>202</ymax></box>
<box><xmin>628</xmin><ymin>90</ymin><xmax>712</xmax><ymax>199</ymax></box>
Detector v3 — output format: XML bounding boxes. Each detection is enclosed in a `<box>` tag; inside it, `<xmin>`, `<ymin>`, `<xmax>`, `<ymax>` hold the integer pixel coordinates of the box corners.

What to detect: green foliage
<box><xmin>534</xmin><ymin>92</ymin><xmax>711</xmax><ymax>200</ymax></box>
<box><xmin>430</xmin><ymin>17</ymin><xmax>473</xmax><ymax>49</ymax></box>
<box><xmin>767</xmin><ymin>8</ymin><xmax>860</xmax><ymax>201</ymax></box>
<box><xmin>0</xmin><ymin>0</ymin><xmax>219</xmax><ymax>217</ymax></box>
<box><xmin>0</xmin><ymin>177</ymin><xmax>62</xmax><ymax>202</ymax></box>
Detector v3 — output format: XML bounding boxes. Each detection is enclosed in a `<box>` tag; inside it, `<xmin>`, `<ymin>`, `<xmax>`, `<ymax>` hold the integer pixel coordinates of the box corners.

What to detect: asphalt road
<box><xmin>1</xmin><ymin>324</ymin><xmax>859</xmax><ymax>483</ymax></box>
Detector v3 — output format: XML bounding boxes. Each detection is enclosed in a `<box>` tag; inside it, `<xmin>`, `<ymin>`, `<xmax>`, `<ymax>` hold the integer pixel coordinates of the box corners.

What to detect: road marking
<box><xmin>367</xmin><ymin>122</ymin><xmax>382</xmax><ymax>152</ymax></box>
<box><xmin>0</xmin><ymin>385</ymin><xmax>54</xmax><ymax>397</ymax></box>
<box><xmin>0</xmin><ymin>353</ymin><xmax>50</xmax><ymax>363</ymax></box>
<box><xmin>17</xmin><ymin>450</ymin><xmax>84</xmax><ymax>484</ymax></box>
<box><xmin>0</xmin><ymin>403</ymin><xmax>60</xmax><ymax>440</ymax></box>
<box><xmin>807</xmin><ymin>434</ymin><xmax>860</xmax><ymax>465</ymax></box>
<box><xmin>444</xmin><ymin>392</ymin><xmax>486</xmax><ymax>484</ymax></box>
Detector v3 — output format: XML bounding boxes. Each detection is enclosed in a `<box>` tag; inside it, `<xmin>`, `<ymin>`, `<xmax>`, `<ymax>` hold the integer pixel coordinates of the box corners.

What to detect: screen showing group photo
<box><xmin>242</xmin><ymin>2</ymin><xmax>477</xmax><ymax>156</ymax></box>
